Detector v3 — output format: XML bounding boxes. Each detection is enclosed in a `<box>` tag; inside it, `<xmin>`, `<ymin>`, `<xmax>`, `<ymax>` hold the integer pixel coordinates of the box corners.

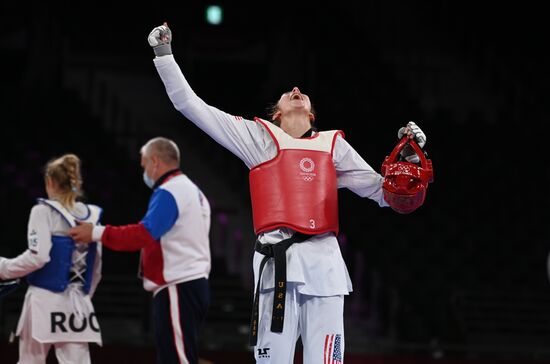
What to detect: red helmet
<box><xmin>381</xmin><ymin>137</ymin><xmax>434</xmax><ymax>214</ymax></box>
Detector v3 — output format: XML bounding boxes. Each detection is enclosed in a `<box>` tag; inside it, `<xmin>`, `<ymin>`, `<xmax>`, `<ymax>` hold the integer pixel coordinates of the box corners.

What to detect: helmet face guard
<box><xmin>381</xmin><ymin>137</ymin><xmax>434</xmax><ymax>214</ymax></box>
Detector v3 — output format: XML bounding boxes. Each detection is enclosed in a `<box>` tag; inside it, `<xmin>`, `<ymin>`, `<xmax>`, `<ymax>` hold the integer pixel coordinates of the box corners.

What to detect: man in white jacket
<box><xmin>148</xmin><ymin>23</ymin><xmax>427</xmax><ymax>364</ymax></box>
<box><xmin>70</xmin><ymin>137</ymin><xmax>211</xmax><ymax>364</ymax></box>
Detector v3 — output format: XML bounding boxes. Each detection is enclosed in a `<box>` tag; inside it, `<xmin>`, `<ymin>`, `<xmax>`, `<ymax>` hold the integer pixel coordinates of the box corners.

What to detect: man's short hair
<box><xmin>141</xmin><ymin>137</ymin><xmax>180</xmax><ymax>165</ymax></box>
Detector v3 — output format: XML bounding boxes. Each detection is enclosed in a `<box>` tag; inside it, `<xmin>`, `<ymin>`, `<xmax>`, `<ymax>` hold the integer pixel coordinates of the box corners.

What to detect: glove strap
<box><xmin>154</xmin><ymin>44</ymin><xmax>172</xmax><ymax>57</ymax></box>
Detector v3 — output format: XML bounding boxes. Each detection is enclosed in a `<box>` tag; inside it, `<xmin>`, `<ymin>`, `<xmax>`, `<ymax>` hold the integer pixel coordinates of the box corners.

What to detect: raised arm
<box><xmin>149</xmin><ymin>23</ymin><xmax>274</xmax><ymax>169</ymax></box>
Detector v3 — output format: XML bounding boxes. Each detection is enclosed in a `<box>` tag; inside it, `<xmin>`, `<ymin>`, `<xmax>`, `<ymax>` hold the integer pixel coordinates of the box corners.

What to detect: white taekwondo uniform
<box><xmin>0</xmin><ymin>199</ymin><xmax>102</xmax><ymax>364</ymax></box>
<box><xmin>154</xmin><ymin>54</ymin><xmax>388</xmax><ymax>364</ymax></box>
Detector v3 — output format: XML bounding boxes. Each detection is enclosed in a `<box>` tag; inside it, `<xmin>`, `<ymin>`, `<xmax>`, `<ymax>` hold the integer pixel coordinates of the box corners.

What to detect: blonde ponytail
<box><xmin>44</xmin><ymin>154</ymin><xmax>83</xmax><ymax>208</ymax></box>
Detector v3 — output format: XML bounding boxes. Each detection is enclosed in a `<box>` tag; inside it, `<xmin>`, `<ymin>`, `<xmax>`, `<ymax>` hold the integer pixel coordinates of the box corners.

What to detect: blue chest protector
<box><xmin>26</xmin><ymin>199</ymin><xmax>102</xmax><ymax>295</ymax></box>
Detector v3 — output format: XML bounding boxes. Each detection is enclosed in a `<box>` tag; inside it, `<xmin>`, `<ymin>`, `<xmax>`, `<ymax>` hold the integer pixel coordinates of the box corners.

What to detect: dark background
<box><xmin>0</xmin><ymin>1</ymin><xmax>548</xmax><ymax>363</ymax></box>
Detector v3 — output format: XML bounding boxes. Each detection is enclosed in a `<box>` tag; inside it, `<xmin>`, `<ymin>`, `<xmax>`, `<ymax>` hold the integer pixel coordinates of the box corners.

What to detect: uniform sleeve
<box><xmin>333</xmin><ymin>136</ymin><xmax>389</xmax><ymax>207</ymax></box>
<box><xmin>154</xmin><ymin>55</ymin><xmax>276</xmax><ymax>168</ymax></box>
<box><xmin>0</xmin><ymin>205</ymin><xmax>53</xmax><ymax>279</ymax></box>
<box><xmin>99</xmin><ymin>189</ymin><xmax>179</xmax><ymax>251</ymax></box>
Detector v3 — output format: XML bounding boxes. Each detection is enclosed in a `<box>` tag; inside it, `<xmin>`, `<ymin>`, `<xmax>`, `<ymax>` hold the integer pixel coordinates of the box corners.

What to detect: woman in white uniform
<box><xmin>0</xmin><ymin>154</ymin><xmax>103</xmax><ymax>364</ymax></box>
<box><xmin>147</xmin><ymin>23</ymin><xmax>429</xmax><ymax>364</ymax></box>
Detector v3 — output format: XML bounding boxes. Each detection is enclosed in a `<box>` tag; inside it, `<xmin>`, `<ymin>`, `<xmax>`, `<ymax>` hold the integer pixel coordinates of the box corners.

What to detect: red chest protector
<box><xmin>249</xmin><ymin>119</ymin><xmax>343</xmax><ymax>235</ymax></box>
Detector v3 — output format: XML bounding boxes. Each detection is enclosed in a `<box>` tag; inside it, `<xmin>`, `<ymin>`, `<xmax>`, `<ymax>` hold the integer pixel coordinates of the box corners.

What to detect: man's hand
<box><xmin>148</xmin><ymin>22</ymin><xmax>172</xmax><ymax>57</ymax></box>
<box><xmin>397</xmin><ymin>121</ymin><xmax>427</xmax><ymax>163</ymax></box>
<box><xmin>68</xmin><ymin>221</ymin><xmax>94</xmax><ymax>244</ymax></box>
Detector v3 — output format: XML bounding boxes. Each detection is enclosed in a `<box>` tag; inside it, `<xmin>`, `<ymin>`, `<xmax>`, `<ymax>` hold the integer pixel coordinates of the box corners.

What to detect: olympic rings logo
<box><xmin>299</xmin><ymin>158</ymin><xmax>315</xmax><ymax>173</ymax></box>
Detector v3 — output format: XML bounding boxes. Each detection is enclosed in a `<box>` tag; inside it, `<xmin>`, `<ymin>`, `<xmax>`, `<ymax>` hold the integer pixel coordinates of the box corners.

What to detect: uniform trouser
<box><xmin>153</xmin><ymin>278</ymin><xmax>210</xmax><ymax>364</ymax></box>
<box><xmin>254</xmin><ymin>283</ymin><xmax>345</xmax><ymax>364</ymax></box>
<box><xmin>18</xmin><ymin>315</ymin><xmax>90</xmax><ymax>364</ymax></box>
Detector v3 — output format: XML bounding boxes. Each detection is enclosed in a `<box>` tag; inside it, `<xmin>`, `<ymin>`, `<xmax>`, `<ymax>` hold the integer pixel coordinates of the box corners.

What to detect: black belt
<box><xmin>249</xmin><ymin>232</ymin><xmax>310</xmax><ymax>346</ymax></box>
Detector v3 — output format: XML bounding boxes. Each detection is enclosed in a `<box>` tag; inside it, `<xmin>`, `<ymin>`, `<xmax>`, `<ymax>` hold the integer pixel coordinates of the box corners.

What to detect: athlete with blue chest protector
<box><xmin>0</xmin><ymin>154</ymin><xmax>103</xmax><ymax>364</ymax></box>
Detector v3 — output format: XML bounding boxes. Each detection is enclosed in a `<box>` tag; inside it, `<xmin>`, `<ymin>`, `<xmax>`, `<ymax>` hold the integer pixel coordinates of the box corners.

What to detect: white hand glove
<box><xmin>397</xmin><ymin>121</ymin><xmax>427</xmax><ymax>163</ymax></box>
<box><xmin>148</xmin><ymin>22</ymin><xmax>172</xmax><ymax>57</ymax></box>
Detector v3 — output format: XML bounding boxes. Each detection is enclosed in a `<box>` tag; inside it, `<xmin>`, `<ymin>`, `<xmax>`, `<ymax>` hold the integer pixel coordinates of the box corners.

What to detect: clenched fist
<box><xmin>148</xmin><ymin>22</ymin><xmax>172</xmax><ymax>57</ymax></box>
